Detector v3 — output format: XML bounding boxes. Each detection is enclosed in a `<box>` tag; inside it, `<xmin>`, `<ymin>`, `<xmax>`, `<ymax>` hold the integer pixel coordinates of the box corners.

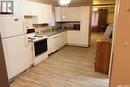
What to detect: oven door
<box><xmin>34</xmin><ymin>38</ymin><xmax>48</xmax><ymax>57</ymax></box>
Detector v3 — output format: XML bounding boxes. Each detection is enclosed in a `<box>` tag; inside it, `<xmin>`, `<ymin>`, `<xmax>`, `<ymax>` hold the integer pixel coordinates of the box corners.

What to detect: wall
<box><xmin>110</xmin><ymin>0</ymin><xmax>130</xmax><ymax>87</ymax></box>
<box><xmin>107</xmin><ymin>11</ymin><xmax>114</xmax><ymax>24</ymax></box>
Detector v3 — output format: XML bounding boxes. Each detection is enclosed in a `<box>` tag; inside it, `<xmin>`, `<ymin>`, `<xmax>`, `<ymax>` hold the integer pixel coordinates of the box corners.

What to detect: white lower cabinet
<box><xmin>60</xmin><ymin>32</ymin><xmax>67</xmax><ymax>47</ymax></box>
<box><xmin>53</xmin><ymin>34</ymin><xmax>61</xmax><ymax>52</ymax></box>
<box><xmin>67</xmin><ymin>30</ymin><xmax>80</xmax><ymax>45</ymax></box>
<box><xmin>48</xmin><ymin>32</ymin><xmax>67</xmax><ymax>54</ymax></box>
<box><xmin>47</xmin><ymin>36</ymin><xmax>54</xmax><ymax>54</ymax></box>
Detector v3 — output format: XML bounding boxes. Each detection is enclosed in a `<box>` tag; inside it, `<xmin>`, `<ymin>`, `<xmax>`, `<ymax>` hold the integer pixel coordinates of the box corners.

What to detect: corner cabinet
<box><xmin>55</xmin><ymin>6</ymin><xmax>91</xmax><ymax>47</ymax></box>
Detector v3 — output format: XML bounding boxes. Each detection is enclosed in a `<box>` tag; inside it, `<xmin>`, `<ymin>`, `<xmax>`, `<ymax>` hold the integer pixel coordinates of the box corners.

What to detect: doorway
<box><xmin>90</xmin><ymin>3</ymin><xmax>116</xmax><ymax>87</ymax></box>
<box><xmin>0</xmin><ymin>34</ymin><xmax>9</xmax><ymax>87</ymax></box>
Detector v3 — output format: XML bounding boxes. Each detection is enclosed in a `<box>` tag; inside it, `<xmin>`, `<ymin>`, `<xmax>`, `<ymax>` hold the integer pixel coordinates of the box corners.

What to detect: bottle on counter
<box><xmin>49</xmin><ymin>26</ymin><xmax>52</xmax><ymax>32</ymax></box>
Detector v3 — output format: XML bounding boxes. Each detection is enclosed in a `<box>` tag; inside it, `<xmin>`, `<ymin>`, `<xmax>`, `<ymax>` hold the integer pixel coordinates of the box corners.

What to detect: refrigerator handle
<box><xmin>24</xmin><ymin>35</ymin><xmax>29</xmax><ymax>47</ymax></box>
<box><xmin>23</xmin><ymin>19</ymin><xmax>27</xmax><ymax>34</ymax></box>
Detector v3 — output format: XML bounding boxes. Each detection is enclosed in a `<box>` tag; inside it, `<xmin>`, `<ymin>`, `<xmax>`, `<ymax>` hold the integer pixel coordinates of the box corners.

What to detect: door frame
<box><xmin>0</xmin><ymin>34</ymin><xmax>9</xmax><ymax>87</ymax></box>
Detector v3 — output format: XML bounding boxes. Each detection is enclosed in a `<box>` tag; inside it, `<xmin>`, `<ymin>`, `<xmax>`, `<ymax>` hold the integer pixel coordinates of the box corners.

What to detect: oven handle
<box><xmin>33</xmin><ymin>38</ymin><xmax>48</xmax><ymax>43</ymax></box>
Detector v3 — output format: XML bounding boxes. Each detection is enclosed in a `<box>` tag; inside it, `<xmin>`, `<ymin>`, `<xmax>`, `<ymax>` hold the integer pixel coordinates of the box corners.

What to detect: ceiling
<box><xmin>51</xmin><ymin>0</ymin><xmax>92</xmax><ymax>6</ymax></box>
<box><xmin>51</xmin><ymin>0</ymin><xmax>116</xmax><ymax>6</ymax></box>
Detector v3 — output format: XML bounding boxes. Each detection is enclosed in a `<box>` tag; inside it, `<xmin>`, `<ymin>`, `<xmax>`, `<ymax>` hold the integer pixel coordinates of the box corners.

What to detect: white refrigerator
<box><xmin>0</xmin><ymin>15</ymin><xmax>33</xmax><ymax>80</ymax></box>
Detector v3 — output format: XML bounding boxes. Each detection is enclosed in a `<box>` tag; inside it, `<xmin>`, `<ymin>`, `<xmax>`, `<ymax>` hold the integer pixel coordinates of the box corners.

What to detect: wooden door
<box><xmin>98</xmin><ymin>9</ymin><xmax>108</xmax><ymax>32</ymax></box>
<box><xmin>0</xmin><ymin>34</ymin><xmax>9</xmax><ymax>87</ymax></box>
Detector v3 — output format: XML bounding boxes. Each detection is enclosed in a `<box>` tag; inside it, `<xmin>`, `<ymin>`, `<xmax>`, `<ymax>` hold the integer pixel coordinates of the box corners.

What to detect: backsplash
<box><xmin>33</xmin><ymin>23</ymin><xmax>49</xmax><ymax>28</ymax></box>
<box><xmin>33</xmin><ymin>23</ymin><xmax>49</xmax><ymax>32</ymax></box>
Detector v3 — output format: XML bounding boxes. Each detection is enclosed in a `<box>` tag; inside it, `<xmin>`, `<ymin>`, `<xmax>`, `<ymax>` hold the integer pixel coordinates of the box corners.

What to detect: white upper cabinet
<box><xmin>32</xmin><ymin>4</ymin><xmax>53</xmax><ymax>24</ymax></box>
<box><xmin>15</xmin><ymin>0</ymin><xmax>53</xmax><ymax>24</ymax></box>
<box><xmin>55</xmin><ymin>7</ymin><xmax>62</xmax><ymax>22</ymax></box>
<box><xmin>55</xmin><ymin>7</ymin><xmax>81</xmax><ymax>22</ymax></box>
<box><xmin>61</xmin><ymin>7</ymin><xmax>69</xmax><ymax>21</ymax></box>
<box><xmin>67</xmin><ymin>7</ymin><xmax>80</xmax><ymax>21</ymax></box>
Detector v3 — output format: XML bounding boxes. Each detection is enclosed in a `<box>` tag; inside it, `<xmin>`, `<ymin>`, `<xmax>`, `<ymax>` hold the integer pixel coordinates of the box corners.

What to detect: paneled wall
<box><xmin>110</xmin><ymin>0</ymin><xmax>130</xmax><ymax>86</ymax></box>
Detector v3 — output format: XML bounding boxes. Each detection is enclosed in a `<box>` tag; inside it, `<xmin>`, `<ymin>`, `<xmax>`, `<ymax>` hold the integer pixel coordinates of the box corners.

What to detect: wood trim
<box><xmin>56</xmin><ymin>21</ymin><xmax>80</xmax><ymax>24</ymax></box>
<box><xmin>29</xmin><ymin>0</ymin><xmax>52</xmax><ymax>4</ymax></box>
<box><xmin>0</xmin><ymin>34</ymin><xmax>9</xmax><ymax>87</ymax></box>
<box><xmin>88</xmin><ymin>5</ymin><xmax>93</xmax><ymax>47</ymax></box>
<box><xmin>93</xmin><ymin>4</ymin><xmax>115</xmax><ymax>6</ymax></box>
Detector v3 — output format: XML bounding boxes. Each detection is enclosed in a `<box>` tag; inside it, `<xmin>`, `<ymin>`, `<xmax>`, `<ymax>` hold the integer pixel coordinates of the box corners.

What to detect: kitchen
<box><xmin>0</xmin><ymin>0</ymin><xmax>111</xmax><ymax>87</ymax></box>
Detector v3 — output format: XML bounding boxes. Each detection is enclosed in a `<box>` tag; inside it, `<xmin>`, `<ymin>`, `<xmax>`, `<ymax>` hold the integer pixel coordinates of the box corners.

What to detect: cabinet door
<box><xmin>53</xmin><ymin>34</ymin><xmax>60</xmax><ymax>51</ymax></box>
<box><xmin>67</xmin><ymin>31</ymin><xmax>80</xmax><ymax>45</ymax></box>
<box><xmin>59</xmin><ymin>32</ymin><xmax>67</xmax><ymax>47</ymax></box>
<box><xmin>68</xmin><ymin>7</ymin><xmax>80</xmax><ymax>21</ymax></box>
<box><xmin>62</xmin><ymin>7</ymin><xmax>69</xmax><ymax>21</ymax></box>
<box><xmin>55</xmin><ymin>7</ymin><xmax>80</xmax><ymax>21</ymax></box>
<box><xmin>73</xmin><ymin>31</ymin><xmax>80</xmax><ymax>44</ymax></box>
<box><xmin>22</xmin><ymin>1</ymin><xmax>32</xmax><ymax>15</ymax></box>
<box><xmin>15</xmin><ymin>0</ymin><xmax>36</xmax><ymax>15</ymax></box>
<box><xmin>55</xmin><ymin>7</ymin><xmax>62</xmax><ymax>22</ymax></box>
<box><xmin>67</xmin><ymin>31</ymin><xmax>73</xmax><ymax>44</ymax></box>
<box><xmin>48</xmin><ymin>37</ymin><xmax>54</xmax><ymax>54</ymax></box>
<box><xmin>80</xmin><ymin>6</ymin><xmax>90</xmax><ymax>46</ymax></box>
<box><xmin>15</xmin><ymin>0</ymin><xmax>24</xmax><ymax>15</ymax></box>
<box><xmin>62</xmin><ymin>32</ymin><xmax>67</xmax><ymax>46</ymax></box>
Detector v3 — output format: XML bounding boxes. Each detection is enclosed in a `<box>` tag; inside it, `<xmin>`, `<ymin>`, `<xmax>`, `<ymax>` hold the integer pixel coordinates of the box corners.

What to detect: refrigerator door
<box><xmin>0</xmin><ymin>15</ymin><xmax>25</xmax><ymax>39</ymax></box>
<box><xmin>2</xmin><ymin>35</ymin><xmax>33</xmax><ymax>79</ymax></box>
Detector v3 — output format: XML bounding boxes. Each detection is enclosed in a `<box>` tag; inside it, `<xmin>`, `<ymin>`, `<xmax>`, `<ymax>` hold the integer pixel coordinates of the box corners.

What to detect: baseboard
<box><xmin>67</xmin><ymin>43</ymin><xmax>89</xmax><ymax>47</ymax></box>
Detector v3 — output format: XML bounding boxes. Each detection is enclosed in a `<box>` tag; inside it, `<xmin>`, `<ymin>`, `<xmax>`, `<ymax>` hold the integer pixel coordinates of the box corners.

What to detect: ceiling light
<box><xmin>59</xmin><ymin>0</ymin><xmax>71</xmax><ymax>6</ymax></box>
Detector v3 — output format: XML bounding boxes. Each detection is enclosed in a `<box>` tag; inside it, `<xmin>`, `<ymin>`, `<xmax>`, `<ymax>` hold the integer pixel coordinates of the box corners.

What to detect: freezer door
<box><xmin>2</xmin><ymin>35</ymin><xmax>33</xmax><ymax>79</ymax></box>
<box><xmin>0</xmin><ymin>15</ymin><xmax>24</xmax><ymax>38</ymax></box>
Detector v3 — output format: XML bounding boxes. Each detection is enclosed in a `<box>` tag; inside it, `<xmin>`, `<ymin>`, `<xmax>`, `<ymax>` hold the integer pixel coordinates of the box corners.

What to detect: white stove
<box><xmin>27</xmin><ymin>28</ymin><xmax>48</xmax><ymax>66</ymax></box>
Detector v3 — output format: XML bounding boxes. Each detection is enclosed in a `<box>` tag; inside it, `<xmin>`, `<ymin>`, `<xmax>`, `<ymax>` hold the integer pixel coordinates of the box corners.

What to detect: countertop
<box><xmin>39</xmin><ymin>28</ymin><xmax>80</xmax><ymax>37</ymax></box>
